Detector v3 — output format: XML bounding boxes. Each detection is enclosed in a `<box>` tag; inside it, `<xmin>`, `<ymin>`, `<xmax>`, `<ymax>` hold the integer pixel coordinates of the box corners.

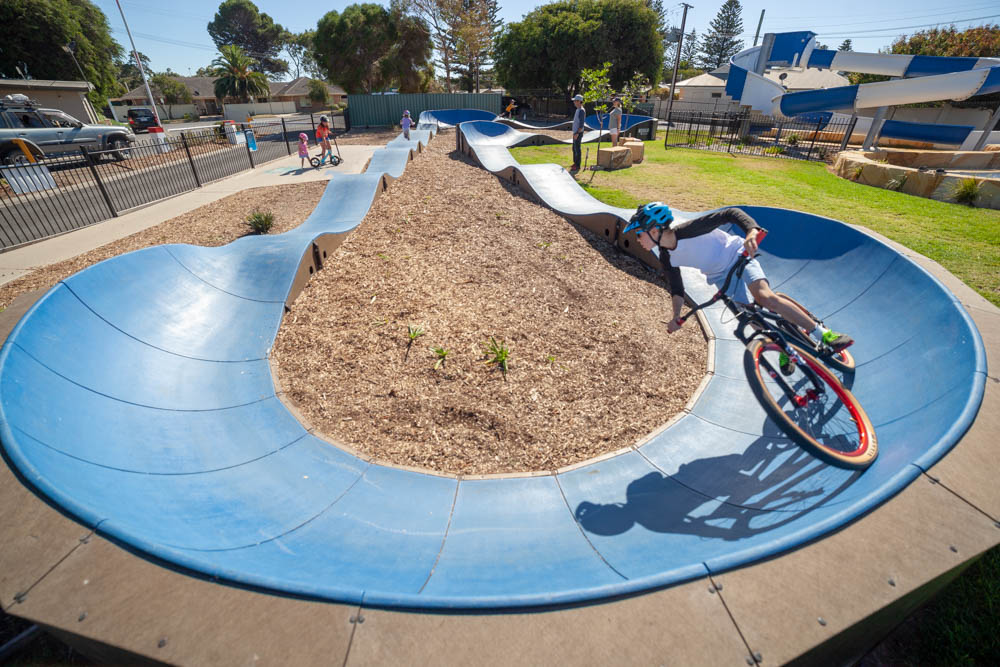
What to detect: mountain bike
<box><xmin>675</xmin><ymin>236</ymin><xmax>877</xmax><ymax>469</ymax></box>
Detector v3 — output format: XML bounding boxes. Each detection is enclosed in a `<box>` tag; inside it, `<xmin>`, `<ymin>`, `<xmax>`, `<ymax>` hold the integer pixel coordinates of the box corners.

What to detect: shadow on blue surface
<box><xmin>0</xmin><ymin>112</ymin><xmax>987</xmax><ymax>610</ymax></box>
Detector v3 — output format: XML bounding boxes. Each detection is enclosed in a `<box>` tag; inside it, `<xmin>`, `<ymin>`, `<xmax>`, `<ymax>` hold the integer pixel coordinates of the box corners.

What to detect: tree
<box><xmin>285</xmin><ymin>31</ymin><xmax>315</xmax><ymax>80</ymax></box>
<box><xmin>698</xmin><ymin>0</ymin><xmax>743</xmax><ymax>70</ymax></box>
<box><xmin>681</xmin><ymin>29</ymin><xmax>699</xmax><ymax>68</ymax></box>
<box><xmin>150</xmin><ymin>73</ymin><xmax>192</xmax><ymax>117</ymax></box>
<box><xmin>212</xmin><ymin>45</ymin><xmax>270</xmax><ymax>102</ymax></box>
<box><xmin>411</xmin><ymin>0</ymin><xmax>462</xmax><ymax>92</ymax></box>
<box><xmin>195</xmin><ymin>65</ymin><xmax>226</xmax><ymax>77</ymax></box>
<box><xmin>313</xmin><ymin>3</ymin><xmax>432</xmax><ymax>93</ymax></box>
<box><xmin>838</xmin><ymin>39</ymin><xmax>853</xmax><ymax>52</ymax></box>
<box><xmin>307</xmin><ymin>79</ymin><xmax>329</xmax><ymax>107</ymax></box>
<box><xmin>453</xmin><ymin>0</ymin><xmax>496</xmax><ymax>92</ymax></box>
<box><xmin>207</xmin><ymin>0</ymin><xmax>288</xmax><ymax>77</ymax></box>
<box><xmin>494</xmin><ymin>0</ymin><xmax>663</xmax><ymax>98</ymax></box>
<box><xmin>580</xmin><ymin>61</ymin><xmax>613</xmax><ymax>152</ymax></box>
<box><xmin>114</xmin><ymin>51</ymin><xmax>152</xmax><ymax>94</ymax></box>
<box><xmin>0</xmin><ymin>0</ymin><xmax>124</xmax><ymax>110</ymax></box>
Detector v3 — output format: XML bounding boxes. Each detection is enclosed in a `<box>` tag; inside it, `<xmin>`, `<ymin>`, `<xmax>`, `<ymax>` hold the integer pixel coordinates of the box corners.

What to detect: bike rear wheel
<box><xmin>745</xmin><ymin>338</ymin><xmax>877</xmax><ymax>468</ymax></box>
<box><xmin>775</xmin><ymin>292</ymin><xmax>856</xmax><ymax>372</ymax></box>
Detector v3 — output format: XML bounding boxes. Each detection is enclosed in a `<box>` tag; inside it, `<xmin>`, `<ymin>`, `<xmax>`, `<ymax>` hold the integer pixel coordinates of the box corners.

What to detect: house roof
<box><xmin>0</xmin><ymin>78</ymin><xmax>93</xmax><ymax>92</ymax></box>
<box><xmin>117</xmin><ymin>76</ymin><xmax>346</xmax><ymax>101</ymax></box>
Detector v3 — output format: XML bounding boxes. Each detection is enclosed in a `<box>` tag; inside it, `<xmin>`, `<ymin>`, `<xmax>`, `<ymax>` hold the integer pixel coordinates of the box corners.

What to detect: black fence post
<box><xmin>180</xmin><ymin>132</ymin><xmax>202</xmax><ymax>187</ymax></box>
<box><xmin>281</xmin><ymin>118</ymin><xmax>291</xmax><ymax>155</ymax></box>
<box><xmin>80</xmin><ymin>146</ymin><xmax>117</xmax><ymax>218</ymax></box>
<box><xmin>310</xmin><ymin>113</ymin><xmax>316</xmax><ymax>140</ymax></box>
<box><xmin>840</xmin><ymin>115</ymin><xmax>859</xmax><ymax>152</ymax></box>
<box><xmin>663</xmin><ymin>109</ymin><xmax>671</xmax><ymax>148</ymax></box>
<box><xmin>240</xmin><ymin>123</ymin><xmax>255</xmax><ymax>168</ymax></box>
<box><xmin>727</xmin><ymin>112</ymin><xmax>737</xmax><ymax>153</ymax></box>
<box><xmin>805</xmin><ymin>118</ymin><xmax>824</xmax><ymax>161</ymax></box>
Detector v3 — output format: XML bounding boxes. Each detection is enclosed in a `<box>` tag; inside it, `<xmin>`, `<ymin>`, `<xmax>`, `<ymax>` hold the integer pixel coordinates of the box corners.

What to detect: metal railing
<box><xmin>663</xmin><ymin>109</ymin><xmax>858</xmax><ymax>162</ymax></box>
<box><xmin>0</xmin><ymin>118</ymin><xmax>336</xmax><ymax>252</ymax></box>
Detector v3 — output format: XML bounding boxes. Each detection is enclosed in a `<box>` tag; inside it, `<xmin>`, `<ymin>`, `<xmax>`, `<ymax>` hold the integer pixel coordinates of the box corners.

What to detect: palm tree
<box><xmin>212</xmin><ymin>45</ymin><xmax>270</xmax><ymax>103</ymax></box>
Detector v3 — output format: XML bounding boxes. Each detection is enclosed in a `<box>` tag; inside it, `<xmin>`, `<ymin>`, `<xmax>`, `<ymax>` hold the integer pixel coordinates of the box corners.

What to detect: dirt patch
<box><xmin>0</xmin><ymin>181</ymin><xmax>327</xmax><ymax>310</ymax></box>
<box><xmin>273</xmin><ymin>130</ymin><xmax>707</xmax><ymax>475</ymax></box>
<box><xmin>335</xmin><ymin>128</ymin><xmax>406</xmax><ymax>145</ymax></box>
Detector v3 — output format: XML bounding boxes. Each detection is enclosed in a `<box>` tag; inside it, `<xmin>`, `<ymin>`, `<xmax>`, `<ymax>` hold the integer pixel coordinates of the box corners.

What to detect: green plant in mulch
<box><xmin>952</xmin><ymin>178</ymin><xmax>981</xmax><ymax>206</ymax></box>
<box><xmin>786</xmin><ymin>133</ymin><xmax>800</xmax><ymax>146</ymax></box>
<box><xmin>537</xmin><ymin>241</ymin><xmax>552</xmax><ymax>249</ymax></box>
<box><xmin>482</xmin><ymin>337</ymin><xmax>511</xmax><ymax>378</ymax></box>
<box><xmin>404</xmin><ymin>324</ymin><xmax>425</xmax><ymax>360</ymax></box>
<box><xmin>764</xmin><ymin>145</ymin><xmax>786</xmax><ymax>155</ymax></box>
<box><xmin>430</xmin><ymin>345</ymin><xmax>450</xmax><ymax>370</ymax></box>
<box><xmin>244</xmin><ymin>209</ymin><xmax>274</xmax><ymax>234</ymax></box>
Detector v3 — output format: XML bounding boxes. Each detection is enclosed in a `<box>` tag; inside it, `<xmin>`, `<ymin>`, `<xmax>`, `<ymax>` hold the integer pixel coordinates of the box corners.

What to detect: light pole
<box><xmin>61</xmin><ymin>41</ymin><xmax>90</xmax><ymax>86</ymax></box>
<box><xmin>664</xmin><ymin>2</ymin><xmax>692</xmax><ymax>138</ymax></box>
<box><xmin>113</xmin><ymin>0</ymin><xmax>160</xmax><ymax>126</ymax></box>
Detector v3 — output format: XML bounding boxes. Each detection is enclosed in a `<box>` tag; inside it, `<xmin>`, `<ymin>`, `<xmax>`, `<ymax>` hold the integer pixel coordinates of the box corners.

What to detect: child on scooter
<box><xmin>316</xmin><ymin>115</ymin><xmax>333</xmax><ymax>164</ymax></box>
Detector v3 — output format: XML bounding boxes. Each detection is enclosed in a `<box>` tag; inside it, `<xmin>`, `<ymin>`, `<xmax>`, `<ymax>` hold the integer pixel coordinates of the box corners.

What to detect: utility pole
<box><xmin>664</xmin><ymin>3</ymin><xmax>693</xmax><ymax>124</ymax></box>
<box><xmin>753</xmin><ymin>10</ymin><xmax>766</xmax><ymax>47</ymax></box>
<box><xmin>114</xmin><ymin>0</ymin><xmax>160</xmax><ymax>126</ymax></box>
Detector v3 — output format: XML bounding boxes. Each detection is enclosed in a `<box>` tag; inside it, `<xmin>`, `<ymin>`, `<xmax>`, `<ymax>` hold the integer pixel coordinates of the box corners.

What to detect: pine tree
<box><xmin>681</xmin><ymin>29</ymin><xmax>698</xmax><ymax>67</ymax></box>
<box><xmin>698</xmin><ymin>0</ymin><xmax>744</xmax><ymax>70</ymax></box>
<box><xmin>838</xmin><ymin>39</ymin><xmax>853</xmax><ymax>52</ymax></box>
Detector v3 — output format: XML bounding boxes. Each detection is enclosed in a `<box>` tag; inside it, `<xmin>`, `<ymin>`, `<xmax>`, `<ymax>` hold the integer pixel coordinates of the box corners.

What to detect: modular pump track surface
<box><xmin>0</xmin><ymin>113</ymin><xmax>989</xmax><ymax>617</ymax></box>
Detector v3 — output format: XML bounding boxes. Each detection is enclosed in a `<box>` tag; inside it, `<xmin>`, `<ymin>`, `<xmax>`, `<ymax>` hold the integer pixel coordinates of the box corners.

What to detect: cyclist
<box><xmin>623</xmin><ymin>202</ymin><xmax>854</xmax><ymax>367</ymax></box>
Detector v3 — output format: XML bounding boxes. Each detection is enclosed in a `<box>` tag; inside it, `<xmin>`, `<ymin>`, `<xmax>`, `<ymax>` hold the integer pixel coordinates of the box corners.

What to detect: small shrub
<box><xmin>740</xmin><ymin>134</ymin><xmax>755</xmax><ymax>145</ymax></box>
<box><xmin>952</xmin><ymin>178</ymin><xmax>981</xmax><ymax>206</ymax></box>
<box><xmin>764</xmin><ymin>145</ymin><xmax>785</xmax><ymax>155</ymax></box>
<box><xmin>482</xmin><ymin>337</ymin><xmax>511</xmax><ymax>378</ymax></box>
<box><xmin>245</xmin><ymin>209</ymin><xmax>274</xmax><ymax>234</ymax></box>
<box><xmin>404</xmin><ymin>324</ymin><xmax>425</xmax><ymax>360</ymax></box>
<box><xmin>852</xmin><ymin>164</ymin><xmax>865</xmax><ymax>182</ymax></box>
<box><xmin>430</xmin><ymin>346</ymin><xmax>450</xmax><ymax>370</ymax></box>
<box><xmin>786</xmin><ymin>133</ymin><xmax>800</xmax><ymax>146</ymax></box>
<box><xmin>886</xmin><ymin>174</ymin><xmax>908</xmax><ymax>191</ymax></box>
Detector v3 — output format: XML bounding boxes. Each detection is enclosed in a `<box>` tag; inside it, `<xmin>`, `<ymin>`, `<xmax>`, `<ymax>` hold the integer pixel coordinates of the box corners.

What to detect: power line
<box><xmin>767</xmin><ymin>4</ymin><xmax>999</xmax><ymax>30</ymax></box>
<box><xmin>762</xmin><ymin>0</ymin><xmax>997</xmax><ymax>22</ymax></box>
<box><xmin>817</xmin><ymin>13</ymin><xmax>1000</xmax><ymax>37</ymax></box>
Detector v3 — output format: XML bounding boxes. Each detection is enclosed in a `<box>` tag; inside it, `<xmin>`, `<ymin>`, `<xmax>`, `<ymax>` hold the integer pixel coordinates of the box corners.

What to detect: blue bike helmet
<box><xmin>622</xmin><ymin>202</ymin><xmax>673</xmax><ymax>236</ymax></box>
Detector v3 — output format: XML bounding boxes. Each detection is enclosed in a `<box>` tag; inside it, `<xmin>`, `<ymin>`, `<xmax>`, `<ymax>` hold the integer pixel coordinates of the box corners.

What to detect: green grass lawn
<box><xmin>513</xmin><ymin>135</ymin><xmax>1000</xmax><ymax>664</ymax></box>
<box><xmin>511</xmin><ymin>136</ymin><xmax>1000</xmax><ymax>307</ymax></box>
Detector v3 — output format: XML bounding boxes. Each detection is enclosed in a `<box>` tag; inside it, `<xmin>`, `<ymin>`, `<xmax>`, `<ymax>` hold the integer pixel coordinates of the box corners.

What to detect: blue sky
<box><xmin>93</xmin><ymin>0</ymin><xmax>1000</xmax><ymax>79</ymax></box>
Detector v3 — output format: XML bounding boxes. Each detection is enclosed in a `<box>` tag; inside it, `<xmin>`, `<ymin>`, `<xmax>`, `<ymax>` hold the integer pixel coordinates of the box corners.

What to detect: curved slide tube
<box><xmin>0</xmin><ymin>113</ymin><xmax>986</xmax><ymax>611</ymax></box>
<box><xmin>419</xmin><ymin>108</ymin><xmax>657</xmax><ymax>138</ymax></box>
<box><xmin>726</xmin><ymin>31</ymin><xmax>1000</xmax><ymax>147</ymax></box>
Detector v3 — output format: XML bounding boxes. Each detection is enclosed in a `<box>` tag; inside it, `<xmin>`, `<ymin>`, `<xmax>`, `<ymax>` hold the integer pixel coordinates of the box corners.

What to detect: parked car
<box><xmin>126</xmin><ymin>107</ymin><xmax>159</xmax><ymax>133</ymax></box>
<box><xmin>0</xmin><ymin>94</ymin><xmax>135</xmax><ymax>164</ymax></box>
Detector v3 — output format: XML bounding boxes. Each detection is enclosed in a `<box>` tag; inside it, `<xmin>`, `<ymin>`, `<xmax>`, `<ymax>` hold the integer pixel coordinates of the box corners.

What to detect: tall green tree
<box><xmin>681</xmin><ymin>29</ymin><xmax>699</xmax><ymax>68</ymax></box>
<box><xmin>411</xmin><ymin>0</ymin><xmax>462</xmax><ymax>92</ymax></box>
<box><xmin>838</xmin><ymin>39</ymin><xmax>853</xmax><ymax>52</ymax></box>
<box><xmin>114</xmin><ymin>51</ymin><xmax>152</xmax><ymax>94</ymax></box>
<box><xmin>453</xmin><ymin>0</ymin><xmax>496</xmax><ymax>92</ymax></box>
<box><xmin>307</xmin><ymin>79</ymin><xmax>330</xmax><ymax>107</ymax></box>
<box><xmin>284</xmin><ymin>31</ymin><xmax>314</xmax><ymax>80</ymax></box>
<box><xmin>494</xmin><ymin>0</ymin><xmax>662</xmax><ymax>97</ymax></box>
<box><xmin>314</xmin><ymin>3</ymin><xmax>432</xmax><ymax>93</ymax></box>
<box><xmin>207</xmin><ymin>0</ymin><xmax>288</xmax><ymax>77</ymax></box>
<box><xmin>698</xmin><ymin>0</ymin><xmax>744</xmax><ymax>70</ymax></box>
<box><xmin>0</xmin><ymin>0</ymin><xmax>123</xmax><ymax>110</ymax></box>
<box><xmin>212</xmin><ymin>45</ymin><xmax>270</xmax><ymax>102</ymax></box>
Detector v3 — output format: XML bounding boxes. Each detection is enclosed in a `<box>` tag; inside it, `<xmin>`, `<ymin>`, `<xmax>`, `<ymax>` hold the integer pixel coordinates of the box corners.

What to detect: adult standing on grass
<box><xmin>571</xmin><ymin>94</ymin><xmax>585</xmax><ymax>172</ymax></box>
<box><xmin>609</xmin><ymin>97</ymin><xmax>623</xmax><ymax>146</ymax></box>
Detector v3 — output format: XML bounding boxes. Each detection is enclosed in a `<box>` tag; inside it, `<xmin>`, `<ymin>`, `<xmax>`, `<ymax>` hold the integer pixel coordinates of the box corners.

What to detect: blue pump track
<box><xmin>0</xmin><ymin>114</ymin><xmax>987</xmax><ymax>611</ymax></box>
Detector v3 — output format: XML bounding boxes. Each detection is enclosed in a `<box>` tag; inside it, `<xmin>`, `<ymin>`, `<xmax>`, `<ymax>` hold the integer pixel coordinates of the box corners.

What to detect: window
<box><xmin>0</xmin><ymin>114</ymin><xmax>8</xmax><ymax>129</ymax></box>
<box><xmin>711</xmin><ymin>92</ymin><xmax>722</xmax><ymax>98</ymax></box>
<box><xmin>12</xmin><ymin>112</ymin><xmax>45</xmax><ymax>128</ymax></box>
<box><xmin>43</xmin><ymin>111</ymin><xmax>81</xmax><ymax>128</ymax></box>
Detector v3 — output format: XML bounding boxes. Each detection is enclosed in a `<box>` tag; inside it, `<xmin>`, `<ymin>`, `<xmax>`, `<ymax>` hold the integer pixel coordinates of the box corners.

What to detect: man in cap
<box><xmin>570</xmin><ymin>94</ymin><xmax>585</xmax><ymax>172</ymax></box>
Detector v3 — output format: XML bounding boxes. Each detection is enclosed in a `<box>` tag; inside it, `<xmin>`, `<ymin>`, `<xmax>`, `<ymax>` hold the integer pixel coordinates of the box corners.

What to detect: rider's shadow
<box><xmin>574</xmin><ymin>432</ymin><xmax>861</xmax><ymax>542</ymax></box>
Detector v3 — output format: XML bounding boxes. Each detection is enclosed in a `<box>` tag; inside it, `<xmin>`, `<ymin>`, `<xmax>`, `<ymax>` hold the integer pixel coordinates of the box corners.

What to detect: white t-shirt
<box><xmin>665</xmin><ymin>228</ymin><xmax>744</xmax><ymax>278</ymax></box>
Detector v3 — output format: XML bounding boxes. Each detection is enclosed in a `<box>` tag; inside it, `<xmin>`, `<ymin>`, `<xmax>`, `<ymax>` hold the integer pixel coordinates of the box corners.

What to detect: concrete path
<box><xmin>0</xmin><ymin>145</ymin><xmax>378</xmax><ymax>287</ymax></box>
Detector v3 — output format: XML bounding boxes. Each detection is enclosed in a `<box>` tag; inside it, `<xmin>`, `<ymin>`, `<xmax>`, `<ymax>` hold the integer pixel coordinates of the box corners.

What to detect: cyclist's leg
<box><xmin>747</xmin><ymin>278</ymin><xmax>817</xmax><ymax>332</ymax></box>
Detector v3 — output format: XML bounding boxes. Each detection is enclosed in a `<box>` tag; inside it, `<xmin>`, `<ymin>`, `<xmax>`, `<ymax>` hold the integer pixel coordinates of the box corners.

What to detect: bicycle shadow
<box><xmin>574</xmin><ymin>429</ymin><xmax>862</xmax><ymax>542</ymax></box>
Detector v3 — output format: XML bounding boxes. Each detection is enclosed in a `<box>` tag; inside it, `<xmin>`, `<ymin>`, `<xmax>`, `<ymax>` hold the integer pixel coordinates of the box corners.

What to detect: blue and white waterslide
<box><xmin>725</xmin><ymin>31</ymin><xmax>1000</xmax><ymax>148</ymax></box>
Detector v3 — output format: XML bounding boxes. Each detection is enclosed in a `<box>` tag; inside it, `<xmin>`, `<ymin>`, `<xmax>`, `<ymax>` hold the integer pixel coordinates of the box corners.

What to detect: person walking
<box><xmin>570</xmin><ymin>94</ymin><xmax>585</xmax><ymax>172</ymax></box>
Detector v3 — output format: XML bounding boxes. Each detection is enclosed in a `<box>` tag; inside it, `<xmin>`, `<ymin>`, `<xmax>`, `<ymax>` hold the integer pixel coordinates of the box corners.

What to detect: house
<box><xmin>112</xmin><ymin>76</ymin><xmax>346</xmax><ymax>119</ymax></box>
<box><xmin>670</xmin><ymin>64</ymin><xmax>850</xmax><ymax>112</ymax></box>
<box><xmin>268</xmin><ymin>78</ymin><xmax>347</xmax><ymax>111</ymax></box>
<box><xmin>0</xmin><ymin>79</ymin><xmax>99</xmax><ymax>123</ymax></box>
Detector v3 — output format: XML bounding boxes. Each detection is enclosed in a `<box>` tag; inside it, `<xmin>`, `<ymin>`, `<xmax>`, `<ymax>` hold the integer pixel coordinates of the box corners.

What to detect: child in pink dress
<box><xmin>401</xmin><ymin>110</ymin><xmax>414</xmax><ymax>140</ymax></box>
<box><xmin>297</xmin><ymin>132</ymin><xmax>309</xmax><ymax>167</ymax></box>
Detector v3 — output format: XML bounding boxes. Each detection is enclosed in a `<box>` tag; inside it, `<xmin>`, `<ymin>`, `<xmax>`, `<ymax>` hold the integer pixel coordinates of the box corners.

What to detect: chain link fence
<box><xmin>0</xmin><ymin>116</ymin><xmax>336</xmax><ymax>252</ymax></box>
<box><xmin>663</xmin><ymin>109</ymin><xmax>858</xmax><ymax>162</ymax></box>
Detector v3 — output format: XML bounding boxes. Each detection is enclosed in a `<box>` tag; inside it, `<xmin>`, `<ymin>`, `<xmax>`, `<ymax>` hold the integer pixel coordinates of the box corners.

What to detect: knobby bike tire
<box><xmin>775</xmin><ymin>292</ymin><xmax>856</xmax><ymax>373</ymax></box>
<box><xmin>745</xmin><ymin>338</ymin><xmax>877</xmax><ymax>469</ymax></box>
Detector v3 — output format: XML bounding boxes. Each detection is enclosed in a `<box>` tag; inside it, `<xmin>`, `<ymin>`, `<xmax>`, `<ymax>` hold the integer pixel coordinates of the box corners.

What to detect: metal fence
<box><xmin>0</xmin><ymin>117</ymin><xmax>330</xmax><ymax>252</ymax></box>
<box><xmin>663</xmin><ymin>109</ymin><xmax>858</xmax><ymax>162</ymax></box>
<box><xmin>346</xmin><ymin>93</ymin><xmax>501</xmax><ymax>127</ymax></box>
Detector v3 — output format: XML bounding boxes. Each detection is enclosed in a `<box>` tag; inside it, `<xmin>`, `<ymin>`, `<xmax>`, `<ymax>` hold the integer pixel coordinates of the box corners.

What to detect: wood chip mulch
<box><xmin>0</xmin><ymin>181</ymin><xmax>328</xmax><ymax>310</ymax></box>
<box><xmin>272</xmin><ymin>129</ymin><xmax>707</xmax><ymax>476</ymax></box>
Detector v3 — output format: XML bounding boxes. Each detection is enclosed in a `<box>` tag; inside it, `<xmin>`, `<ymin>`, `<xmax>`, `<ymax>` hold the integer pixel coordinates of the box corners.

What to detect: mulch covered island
<box><xmin>273</xmin><ymin>130</ymin><xmax>707</xmax><ymax>475</ymax></box>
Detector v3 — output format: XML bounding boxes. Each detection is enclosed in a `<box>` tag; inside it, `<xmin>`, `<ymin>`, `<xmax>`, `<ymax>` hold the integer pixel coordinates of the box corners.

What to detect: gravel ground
<box><xmin>273</xmin><ymin>129</ymin><xmax>707</xmax><ymax>475</ymax></box>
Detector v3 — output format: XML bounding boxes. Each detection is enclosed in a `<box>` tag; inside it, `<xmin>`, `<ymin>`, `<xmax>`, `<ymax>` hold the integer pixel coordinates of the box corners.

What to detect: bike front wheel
<box><xmin>745</xmin><ymin>338</ymin><xmax>877</xmax><ymax>468</ymax></box>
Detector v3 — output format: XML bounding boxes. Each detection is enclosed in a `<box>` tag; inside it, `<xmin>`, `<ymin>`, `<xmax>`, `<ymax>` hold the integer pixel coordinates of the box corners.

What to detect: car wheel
<box><xmin>108</xmin><ymin>137</ymin><xmax>131</xmax><ymax>161</ymax></box>
<box><xmin>0</xmin><ymin>149</ymin><xmax>32</xmax><ymax>167</ymax></box>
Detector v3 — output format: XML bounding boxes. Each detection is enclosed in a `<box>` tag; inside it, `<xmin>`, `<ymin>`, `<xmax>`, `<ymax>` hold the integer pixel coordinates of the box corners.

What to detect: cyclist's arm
<box><xmin>673</xmin><ymin>208</ymin><xmax>761</xmax><ymax>241</ymax></box>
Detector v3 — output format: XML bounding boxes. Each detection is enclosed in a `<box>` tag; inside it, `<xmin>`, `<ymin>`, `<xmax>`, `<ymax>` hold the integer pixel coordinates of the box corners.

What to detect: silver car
<box><xmin>0</xmin><ymin>95</ymin><xmax>135</xmax><ymax>164</ymax></box>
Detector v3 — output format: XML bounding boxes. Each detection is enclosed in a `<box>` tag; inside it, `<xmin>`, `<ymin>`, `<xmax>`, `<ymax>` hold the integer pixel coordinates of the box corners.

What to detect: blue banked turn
<box><xmin>0</xmin><ymin>115</ymin><xmax>987</xmax><ymax>610</ymax></box>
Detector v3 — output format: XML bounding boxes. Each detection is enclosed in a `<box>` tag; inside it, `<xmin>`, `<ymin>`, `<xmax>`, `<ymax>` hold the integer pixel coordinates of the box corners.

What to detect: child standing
<box><xmin>297</xmin><ymin>132</ymin><xmax>309</xmax><ymax>168</ymax></box>
<box><xmin>315</xmin><ymin>115</ymin><xmax>332</xmax><ymax>164</ymax></box>
<box><xmin>401</xmin><ymin>110</ymin><xmax>413</xmax><ymax>140</ymax></box>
